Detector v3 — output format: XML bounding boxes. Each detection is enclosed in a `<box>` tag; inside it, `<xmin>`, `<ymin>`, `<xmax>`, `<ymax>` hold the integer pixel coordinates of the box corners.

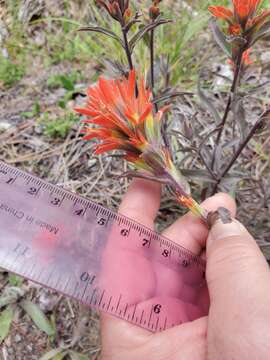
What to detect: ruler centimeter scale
<box><xmin>0</xmin><ymin>161</ymin><xmax>208</xmax><ymax>332</ymax></box>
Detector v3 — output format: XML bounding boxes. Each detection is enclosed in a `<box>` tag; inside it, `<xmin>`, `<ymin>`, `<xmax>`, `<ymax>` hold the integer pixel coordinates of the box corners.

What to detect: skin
<box><xmin>101</xmin><ymin>179</ymin><xmax>270</xmax><ymax>359</ymax></box>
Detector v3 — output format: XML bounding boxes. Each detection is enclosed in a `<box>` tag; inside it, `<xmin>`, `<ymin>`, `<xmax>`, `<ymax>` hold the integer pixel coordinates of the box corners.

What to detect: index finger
<box><xmin>118</xmin><ymin>178</ymin><xmax>161</xmax><ymax>229</ymax></box>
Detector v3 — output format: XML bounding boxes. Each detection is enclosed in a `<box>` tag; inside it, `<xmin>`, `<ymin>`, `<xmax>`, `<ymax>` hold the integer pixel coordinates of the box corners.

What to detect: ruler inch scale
<box><xmin>0</xmin><ymin>160</ymin><xmax>208</xmax><ymax>332</ymax></box>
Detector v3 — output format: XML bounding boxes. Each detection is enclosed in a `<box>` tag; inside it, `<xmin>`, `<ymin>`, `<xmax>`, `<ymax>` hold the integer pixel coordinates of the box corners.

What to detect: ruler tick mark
<box><xmin>131</xmin><ymin>305</ymin><xmax>137</xmax><ymax>321</ymax></box>
<box><xmin>98</xmin><ymin>290</ymin><xmax>105</xmax><ymax>306</ymax></box>
<box><xmin>123</xmin><ymin>304</ymin><xmax>128</xmax><ymax>317</ymax></box>
<box><xmin>106</xmin><ymin>296</ymin><xmax>112</xmax><ymax>311</ymax></box>
<box><xmin>116</xmin><ymin>295</ymin><xmax>122</xmax><ymax>312</ymax></box>
<box><xmin>90</xmin><ymin>289</ymin><xmax>97</xmax><ymax>305</ymax></box>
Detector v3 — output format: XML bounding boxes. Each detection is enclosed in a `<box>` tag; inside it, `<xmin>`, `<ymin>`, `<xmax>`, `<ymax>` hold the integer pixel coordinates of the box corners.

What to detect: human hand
<box><xmin>101</xmin><ymin>179</ymin><xmax>270</xmax><ymax>359</ymax></box>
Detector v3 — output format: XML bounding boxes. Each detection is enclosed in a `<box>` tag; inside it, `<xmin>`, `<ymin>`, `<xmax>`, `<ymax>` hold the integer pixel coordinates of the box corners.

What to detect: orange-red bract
<box><xmin>75</xmin><ymin>71</ymin><xmax>208</xmax><ymax>220</ymax></box>
<box><xmin>209</xmin><ymin>0</ymin><xmax>270</xmax><ymax>66</ymax></box>
<box><xmin>233</xmin><ymin>0</ymin><xmax>261</xmax><ymax>21</ymax></box>
<box><xmin>75</xmin><ymin>70</ymin><xmax>168</xmax><ymax>167</ymax></box>
<box><xmin>209</xmin><ymin>0</ymin><xmax>269</xmax><ymax>32</ymax></box>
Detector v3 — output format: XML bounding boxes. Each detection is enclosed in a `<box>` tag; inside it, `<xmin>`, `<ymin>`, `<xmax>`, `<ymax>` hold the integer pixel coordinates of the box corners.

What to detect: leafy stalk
<box><xmin>150</xmin><ymin>27</ymin><xmax>158</xmax><ymax>112</ymax></box>
<box><xmin>211</xmin><ymin>48</ymin><xmax>244</xmax><ymax>171</ymax></box>
<box><xmin>119</xmin><ymin>17</ymin><xmax>139</xmax><ymax>96</ymax></box>
<box><xmin>121</xmin><ymin>24</ymin><xmax>134</xmax><ymax>71</ymax></box>
<box><xmin>212</xmin><ymin>108</ymin><xmax>270</xmax><ymax>194</ymax></box>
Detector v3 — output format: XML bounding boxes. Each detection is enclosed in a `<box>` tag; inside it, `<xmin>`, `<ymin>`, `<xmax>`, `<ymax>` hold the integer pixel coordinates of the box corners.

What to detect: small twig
<box><xmin>212</xmin><ymin>108</ymin><xmax>270</xmax><ymax>194</ymax></box>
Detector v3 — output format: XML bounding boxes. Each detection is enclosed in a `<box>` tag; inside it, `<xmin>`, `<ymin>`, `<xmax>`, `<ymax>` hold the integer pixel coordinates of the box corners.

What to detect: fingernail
<box><xmin>208</xmin><ymin>219</ymin><xmax>247</xmax><ymax>247</ymax></box>
<box><xmin>207</xmin><ymin>207</ymin><xmax>232</xmax><ymax>228</ymax></box>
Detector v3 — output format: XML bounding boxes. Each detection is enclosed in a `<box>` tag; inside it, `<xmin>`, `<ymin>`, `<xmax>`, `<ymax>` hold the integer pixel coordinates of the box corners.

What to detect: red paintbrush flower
<box><xmin>209</xmin><ymin>1</ymin><xmax>270</xmax><ymax>66</ymax></box>
<box><xmin>209</xmin><ymin>0</ymin><xmax>270</xmax><ymax>34</ymax></box>
<box><xmin>75</xmin><ymin>70</ymin><xmax>159</xmax><ymax>162</ymax></box>
<box><xmin>75</xmin><ymin>71</ymin><xmax>208</xmax><ymax>220</ymax></box>
<box><xmin>233</xmin><ymin>0</ymin><xmax>261</xmax><ymax>23</ymax></box>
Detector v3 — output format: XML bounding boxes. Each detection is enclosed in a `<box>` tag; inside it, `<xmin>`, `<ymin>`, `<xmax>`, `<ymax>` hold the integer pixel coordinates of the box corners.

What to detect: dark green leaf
<box><xmin>59</xmin><ymin>76</ymin><xmax>74</xmax><ymax>91</ymax></box>
<box><xmin>209</xmin><ymin>18</ymin><xmax>232</xmax><ymax>58</ymax></box>
<box><xmin>0</xmin><ymin>306</ymin><xmax>14</xmax><ymax>344</ymax></box>
<box><xmin>78</xmin><ymin>26</ymin><xmax>124</xmax><ymax>47</ymax></box>
<box><xmin>20</xmin><ymin>300</ymin><xmax>55</xmax><ymax>336</ymax></box>
<box><xmin>129</xmin><ymin>19</ymin><xmax>171</xmax><ymax>52</ymax></box>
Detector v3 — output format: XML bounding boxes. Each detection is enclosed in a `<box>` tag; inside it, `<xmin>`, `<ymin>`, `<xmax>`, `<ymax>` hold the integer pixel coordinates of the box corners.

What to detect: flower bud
<box><xmin>124</xmin><ymin>7</ymin><xmax>132</xmax><ymax>21</ymax></box>
<box><xmin>149</xmin><ymin>5</ymin><xmax>160</xmax><ymax>20</ymax></box>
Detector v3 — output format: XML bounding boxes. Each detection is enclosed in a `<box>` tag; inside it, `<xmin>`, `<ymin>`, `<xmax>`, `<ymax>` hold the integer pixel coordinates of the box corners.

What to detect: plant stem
<box><xmin>211</xmin><ymin>49</ymin><xmax>244</xmax><ymax>171</ymax></box>
<box><xmin>121</xmin><ymin>22</ymin><xmax>139</xmax><ymax>96</ymax></box>
<box><xmin>212</xmin><ymin>109</ymin><xmax>270</xmax><ymax>194</ymax></box>
<box><xmin>166</xmin><ymin>170</ymin><xmax>208</xmax><ymax>221</ymax></box>
<box><xmin>121</xmin><ymin>26</ymin><xmax>134</xmax><ymax>71</ymax></box>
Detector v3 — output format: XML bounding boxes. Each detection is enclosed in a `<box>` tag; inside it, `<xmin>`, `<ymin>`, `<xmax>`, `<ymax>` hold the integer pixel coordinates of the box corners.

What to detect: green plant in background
<box><xmin>21</xmin><ymin>101</ymin><xmax>41</xmax><ymax>119</ymax></box>
<box><xmin>47</xmin><ymin>71</ymin><xmax>82</xmax><ymax>90</ymax></box>
<box><xmin>39</xmin><ymin>112</ymin><xmax>78</xmax><ymax>138</ymax></box>
<box><xmin>47</xmin><ymin>71</ymin><xmax>84</xmax><ymax>109</ymax></box>
<box><xmin>1</xmin><ymin>1</ymin><xmax>237</xmax><ymax>91</ymax></box>
<box><xmin>0</xmin><ymin>284</ymin><xmax>55</xmax><ymax>345</ymax></box>
<box><xmin>0</xmin><ymin>55</ymin><xmax>25</xmax><ymax>88</ymax></box>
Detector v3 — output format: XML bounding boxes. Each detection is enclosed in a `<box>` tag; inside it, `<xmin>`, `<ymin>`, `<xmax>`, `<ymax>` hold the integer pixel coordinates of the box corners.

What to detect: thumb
<box><xmin>206</xmin><ymin>212</ymin><xmax>270</xmax><ymax>358</ymax></box>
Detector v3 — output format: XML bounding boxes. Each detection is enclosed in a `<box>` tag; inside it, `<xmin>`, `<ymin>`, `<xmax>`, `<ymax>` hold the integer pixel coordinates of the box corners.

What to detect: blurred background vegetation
<box><xmin>0</xmin><ymin>0</ymin><xmax>270</xmax><ymax>359</ymax></box>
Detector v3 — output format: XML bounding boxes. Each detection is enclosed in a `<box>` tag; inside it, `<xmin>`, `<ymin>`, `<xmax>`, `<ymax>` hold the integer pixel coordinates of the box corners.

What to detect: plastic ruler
<box><xmin>0</xmin><ymin>161</ymin><xmax>208</xmax><ymax>332</ymax></box>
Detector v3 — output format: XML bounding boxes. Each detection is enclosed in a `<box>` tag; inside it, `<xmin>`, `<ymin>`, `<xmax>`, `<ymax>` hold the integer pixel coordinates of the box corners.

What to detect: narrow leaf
<box><xmin>78</xmin><ymin>26</ymin><xmax>124</xmax><ymax>47</ymax></box>
<box><xmin>197</xmin><ymin>77</ymin><xmax>222</xmax><ymax>124</ymax></box>
<box><xmin>209</xmin><ymin>18</ymin><xmax>232</xmax><ymax>58</ymax></box>
<box><xmin>153</xmin><ymin>91</ymin><xmax>194</xmax><ymax>104</ymax></box>
<box><xmin>129</xmin><ymin>18</ymin><xmax>171</xmax><ymax>52</ymax></box>
<box><xmin>20</xmin><ymin>300</ymin><xmax>55</xmax><ymax>336</ymax></box>
<box><xmin>180</xmin><ymin>169</ymin><xmax>217</xmax><ymax>183</ymax></box>
<box><xmin>233</xmin><ymin>98</ymin><xmax>247</xmax><ymax>141</ymax></box>
<box><xmin>250</xmin><ymin>21</ymin><xmax>270</xmax><ymax>46</ymax></box>
<box><xmin>40</xmin><ymin>348</ymin><xmax>65</xmax><ymax>360</ymax></box>
<box><xmin>0</xmin><ymin>306</ymin><xmax>14</xmax><ymax>344</ymax></box>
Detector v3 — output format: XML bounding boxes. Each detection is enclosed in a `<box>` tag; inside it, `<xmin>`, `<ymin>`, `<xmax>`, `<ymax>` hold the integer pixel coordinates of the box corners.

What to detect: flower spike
<box><xmin>75</xmin><ymin>71</ymin><xmax>208</xmax><ymax>221</ymax></box>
